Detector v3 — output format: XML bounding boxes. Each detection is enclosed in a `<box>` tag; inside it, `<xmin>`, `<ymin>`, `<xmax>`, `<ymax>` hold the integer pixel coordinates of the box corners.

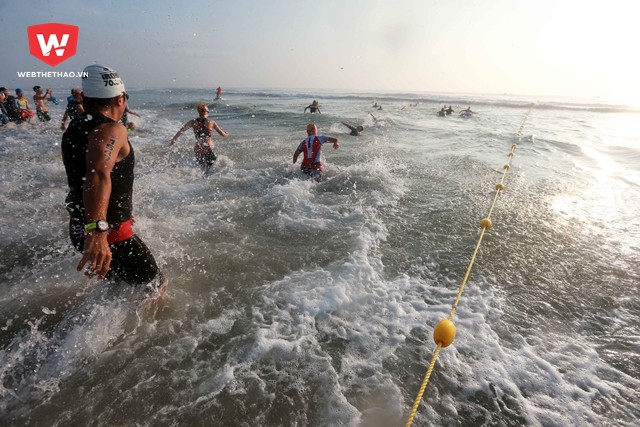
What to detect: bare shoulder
<box><xmin>88</xmin><ymin>121</ymin><xmax>130</xmax><ymax>162</ymax></box>
<box><xmin>91</xmin><ymin>121</ymin><xmax>128</xmax><ymax>142</ymax></box>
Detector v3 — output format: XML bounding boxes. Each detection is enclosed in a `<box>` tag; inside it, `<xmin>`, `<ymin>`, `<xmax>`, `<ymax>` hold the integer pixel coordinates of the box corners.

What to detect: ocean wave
<box><xmin>46</xmin><ymin>84</ymin><xmax>640</xmax><ymax>114</ymax></box>
<box><xmin>195</xmin><ymin>90</ymin><xmax>640</xmax><ymax>113</ymax></box>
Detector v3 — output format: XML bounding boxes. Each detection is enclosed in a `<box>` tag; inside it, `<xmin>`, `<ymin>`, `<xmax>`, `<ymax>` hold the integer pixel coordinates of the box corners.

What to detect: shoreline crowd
<box><xmin>1</xmin><ymin>85</ymin><xmax>86</xmax><ymax>128</ymax></box>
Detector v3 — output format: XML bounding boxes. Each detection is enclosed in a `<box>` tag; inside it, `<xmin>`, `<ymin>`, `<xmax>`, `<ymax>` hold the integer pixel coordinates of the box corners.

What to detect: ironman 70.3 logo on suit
<box><xmin>27</xmin><ymin>23</ymin><xmax>79</xmax><ymax>67</ymax></box>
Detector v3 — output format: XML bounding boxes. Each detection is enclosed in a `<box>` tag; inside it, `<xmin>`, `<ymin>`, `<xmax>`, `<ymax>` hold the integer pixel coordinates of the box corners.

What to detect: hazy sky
<box><xmin>1</xmin><ymin>0</ymin><xmax>638</xmax><ymax>101</ymax></box>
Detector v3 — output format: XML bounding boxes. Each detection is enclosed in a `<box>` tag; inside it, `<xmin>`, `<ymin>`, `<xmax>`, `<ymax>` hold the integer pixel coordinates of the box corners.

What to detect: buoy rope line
<box><xmin>405</xmin><ymin>106</ymin><xmax>534</xmax><ymax>427</ymax></box>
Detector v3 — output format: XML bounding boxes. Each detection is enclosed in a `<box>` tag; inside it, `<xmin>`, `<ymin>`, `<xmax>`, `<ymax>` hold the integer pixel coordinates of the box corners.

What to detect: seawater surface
<box><xmin>1</xmin><ymin>89</ymin><xmax>639</xmax><ymax>426</ymax></box>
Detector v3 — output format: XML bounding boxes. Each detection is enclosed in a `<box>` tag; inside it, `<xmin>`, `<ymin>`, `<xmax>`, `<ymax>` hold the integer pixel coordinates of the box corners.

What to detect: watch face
<box><xmin>97</xmin><ymin>220</ymin><xmax>109</xmax><ymax>232</ymax></box>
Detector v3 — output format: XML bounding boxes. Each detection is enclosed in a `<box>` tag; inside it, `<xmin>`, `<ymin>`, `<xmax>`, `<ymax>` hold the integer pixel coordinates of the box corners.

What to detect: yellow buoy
<box><xmin>503</xmin><ymin>164</ymin><xmax>511</xmax><ymax>171</ymax></box>
<box><xmin>479</xmin><ymin>218</ymin><xmax>493</xmax><ymax>229</ymax></box>
<box><xmin>433</xmin><ymin>319</ymin><xmax>456</xmax><ymax>347</ymax></box>
<box><xmin>496</xmin><ymin>183</ymin><xmax>505</xmax><ymax>191</ymax></box>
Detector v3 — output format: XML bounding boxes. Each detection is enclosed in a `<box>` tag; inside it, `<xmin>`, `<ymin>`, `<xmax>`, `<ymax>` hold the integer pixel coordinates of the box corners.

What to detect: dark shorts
<box><xmin>195</xmin><ymin>150</ymin><xmax>217</xmax><ymax>168</ymax></box>
<box><xmin>68</xmin><ymin>210</ymin><xmax>161</xmax><ymax>286</ymax></box>
<box><xmin>107</xmin><ymin>235</ymin><xmax>161</xmax><ymax>285</ymax></box>
<box><xmin>37</xmin><ymin>110</ymin><xmax>51</xmax><ymax>122</ymax></box>
<box><xmin>301</xmin><ymin>168</ymin><xmax>322</xmax><ymax>182</ymax></box>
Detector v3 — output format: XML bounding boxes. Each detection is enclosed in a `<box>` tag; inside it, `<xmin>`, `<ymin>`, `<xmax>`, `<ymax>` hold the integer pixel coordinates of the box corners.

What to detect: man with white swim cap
<box><xmin>293</xmin><ymin>123</ymin><xmax>339</xmax><ymax>181</ymax></box>
<box><xmin>169</xmin><ymin>102</ymin><xmax>230</xmax><ymax>173</ymax></box>
<box><xmin>61</xmin><ymin>64</ymin><xmax>167</xmax><ymax>298</ymax></box>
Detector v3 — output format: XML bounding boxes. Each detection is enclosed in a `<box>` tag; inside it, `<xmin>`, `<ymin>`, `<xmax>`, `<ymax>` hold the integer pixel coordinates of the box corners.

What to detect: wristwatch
<box><xmin>84</xmin><ymin>220</ymin><xmax>109</xmax><ymax>233</ymax></box>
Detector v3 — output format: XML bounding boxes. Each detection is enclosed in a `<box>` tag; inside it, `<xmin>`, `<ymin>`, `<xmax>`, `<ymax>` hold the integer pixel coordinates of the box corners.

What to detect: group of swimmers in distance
<box><xmin>4</xmin><ymin>81</ymin><xmax>478</xmax><ymax>179</ymax></box>
<box><xmin>437</xmin><ymin>105</ymin><xmax>475</xmax><ymax>117</ymax></box>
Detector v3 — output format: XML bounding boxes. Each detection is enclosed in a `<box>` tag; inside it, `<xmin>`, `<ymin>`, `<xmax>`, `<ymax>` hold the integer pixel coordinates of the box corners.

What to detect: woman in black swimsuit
<box><xmin>169</xmin><ymin>103</ymin><xmax>230</xmax><ymax>172</ymax></box>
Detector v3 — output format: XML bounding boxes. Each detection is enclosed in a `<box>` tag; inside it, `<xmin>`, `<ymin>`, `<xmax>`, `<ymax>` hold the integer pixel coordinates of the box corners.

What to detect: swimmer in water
<box><xmin>169</xmin><ymin>103</ymin><xmax>230</xmax><ymax>173</ymax></box>
<box><xmin>293</xmin><ymin>123</ymin><xmax>339</xmax><ymax>181</ymax></box>
<box><xmin>304</xmin><ymin>100</ymin><xmax>321</xmax><ymax>114</ymax></box>
<box><xmin>341</xmin><ymin>121</ymin><xmax>364</xmax><ymax>136</ymax></box>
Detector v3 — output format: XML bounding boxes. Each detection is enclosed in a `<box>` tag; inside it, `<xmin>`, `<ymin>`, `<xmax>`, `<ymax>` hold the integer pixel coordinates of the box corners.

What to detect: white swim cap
<box><xmin>82</xmin><ymin>64</ymin><xmax>126</xmax><ymax>98</ymax></box>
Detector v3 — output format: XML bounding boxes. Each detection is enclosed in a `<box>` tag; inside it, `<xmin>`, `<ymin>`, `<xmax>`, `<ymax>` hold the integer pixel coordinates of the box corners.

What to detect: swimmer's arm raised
<box><xmin>341</xmin><ymin>122</ymin><xmax>355</xmax><ymax>131</ymax></box>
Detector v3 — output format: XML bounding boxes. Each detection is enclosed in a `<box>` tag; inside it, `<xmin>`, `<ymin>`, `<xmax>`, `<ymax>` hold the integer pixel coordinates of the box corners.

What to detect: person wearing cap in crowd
<box><xmin>33</xmin><ymin>85</ymin><xmax>53</xmax><ymax>122</ymax></box>
<box><xmin>0</xmin><ymin>88</ymin><xmax>9</xmax><ymax>125</ymax></box>
<box><xmin>15</xmin><ymin>88</ymin><xmax>34</xmax><ymax>123</ymax></box>
<box><xmin>169</xmin><ymin>103</ymin><xmax>230</xmax><ymax>173</ymax></box>
<box><xmin>61</xmin><ymin>64</ymin><xmax>167</xmax><ymax>298</ymax></box>
<box><xmin>60</xmin><ymin>88</ymin><xmax>84</xmax><ymax>130</ymax></box>
<box><xmin>303</xmin><ymin>100</ymin><xmax>321</xmax><ymax>114</ymax></box>
<box><xmin>1</xmin><ymin>87</ymin><xmax>19</xmax><ymax>122</ymax></box>
<box><xmin>292</xmin><ymin>123</ymin><xmax>339</xmax><ymax>181</ymax></box>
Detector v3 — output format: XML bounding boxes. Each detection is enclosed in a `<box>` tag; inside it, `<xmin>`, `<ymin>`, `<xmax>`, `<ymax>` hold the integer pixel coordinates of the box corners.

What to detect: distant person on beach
<box><xmin>445</xmin><ymin>105</ymin><xmax>454</xmax><ymax>115</ymax></box>
<box><xmin>61</xmin><ymin>64</ymin><xmax>167</xmax><ymax>298</ymax></box>
<box><xmin>304</xmin><ymin>100</ymin><xmax>321</xmax><ymax>114</ymax></box>
<box><xmin>61</xmin><ymin>88</ymin><xmax>84</xmax><ymax>130</ymax></box>
<box><xmin>293</xmin><ymin>123</ymin><xmax>339</xmax><ymax>181</ymax></box>
<box><xmin>215</xmin><ymin>86</ymin><xmax>222</xmax><ymax>99</ymax></box>
<box><xmin>15</xmin><ymin>89</ymin><xmax>34</xmax><ymax>123</ymax></box>
<box><xmin>437</xmin><ymin>107</ymin><xmax>446</xmax><ymax>117</ymax></box>
<box><xmin>341</xmin><ymin>121</ymin><xmax>364</xmax><ymax>136</ymax></box>
<box><xmin>33</xmin><ymin>86</ymin><xmax>53</xmax><ymax>122</ymax></box>
<box><xmin>169</xmin><ymin>103</ymin><xmax>230</xmax><ymax>173</ymax></box>
<box><xmin>1</xmin><ymin>87</ymin><xmax>20</xmax><ymax>122</ymax></box>
<box><xmin>0</xmin><ymin>88</ymin><xmax>9</xmax><ymax>125</ymax></box>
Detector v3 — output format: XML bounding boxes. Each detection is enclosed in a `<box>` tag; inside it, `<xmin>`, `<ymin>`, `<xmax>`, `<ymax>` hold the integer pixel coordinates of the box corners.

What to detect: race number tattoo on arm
<box><xmin>104</xmin><ymin>137</ymin><xmax>116</xmax><ymax>161</ymax></box>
